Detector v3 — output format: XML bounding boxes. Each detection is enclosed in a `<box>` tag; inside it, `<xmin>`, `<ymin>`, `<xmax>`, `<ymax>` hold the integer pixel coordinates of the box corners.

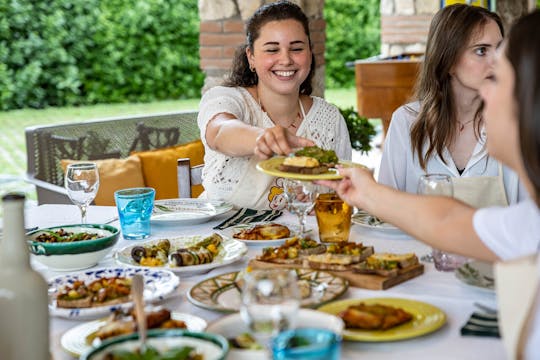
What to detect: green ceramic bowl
<box><xmin>81</xmin><ymin>329</ymin><xmax>229</xmax><ymax>360</ymax></box>
<box><xmin>27</xmin><ymin>224</ymin><xmax>119</xmax><ymax>271</ymax></box>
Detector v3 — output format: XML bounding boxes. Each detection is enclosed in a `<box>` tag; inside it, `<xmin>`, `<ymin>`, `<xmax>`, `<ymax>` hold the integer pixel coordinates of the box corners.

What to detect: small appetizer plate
<box><xmin>257</xmin><ymin>157</ymin><xmax>367</xmax><ymax>181</ymax></box>
<box><xmin>48</xmin><ymin>267</ymin><xmax>180</xmax><ymax>320</ymax></box>
<box><xmin>188</xmin><ymin>269</ymin><xmax>348</xmax><ymax>313</ymax></box>
<box><xmin>114</xmin><ymin>235</ymin><xmax>247</xmax><ymax>275</ymax></box>
<box><xmin>206</xmin><ymin>309</ymin><xmax>344</xmax><ymax>360</ymax></box>
<box><xmin>317</xmin><ymin>297</ymin><xmax>446</xmax><ymax>342</ymax></box>
<box><xmin>81</xmin><ymin>329</ymin><xmax>228</xmax><ymax>360</ymax></box>
<box><xmin>61</xmin><ymin>311</ymin><xmax>208</xmax><ymax>357</ymax></box>
<box><xmin>151</xmin><ymin>199</ymin><xmax>233</xmax><ymax>226</ymax></box>
<box><xmin>218</xmin><ymin>221</ymin><xmax>308</xmax><ymax>247</ymax></box>
<box><xmin>455</xmin><ymin>260</ymin><xmax>495</xmax><ymax>292</ymax></box>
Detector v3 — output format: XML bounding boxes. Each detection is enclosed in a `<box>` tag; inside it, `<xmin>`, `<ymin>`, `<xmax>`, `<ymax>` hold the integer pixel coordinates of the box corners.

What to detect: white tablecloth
<box><xmin>26</xmin><ymin>204</ymin><xmax>504</xmax><ymax>360</ymax></box>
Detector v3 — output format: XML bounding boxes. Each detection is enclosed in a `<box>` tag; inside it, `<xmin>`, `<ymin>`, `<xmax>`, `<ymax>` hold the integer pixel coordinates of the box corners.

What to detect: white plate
<box><xmin>61</xmin><ymin>311</ymin><xmax>208</xmax><ymax>357</ymax></box>
<box><xmin>218</xmin><ymin>221</ymin><xmax>305</xmax><ymax>246</ymax></box>
<box><xmin>206</xmin><ymin>308</ymin><xmax>344</xmax><ymax>360</ymax></box>
<box><xmin>114</xmin><ymin>235</ymin><xmax>247</xmax><ymax>275</ymax></box>
<box><xmin>455</xmin><ymin>260</ymin><xmax>495</xmax><ymax>292</ymax></box>
<box><xmin>352</xmin><ymin>210</ymin><xmax>404</xmax><ymax>235</ymax></box>
<box><xmin>48</xmin><ymin>267</ymin><xmax>180</xmax><ymax>319</ymax></box>
<box><xmin>151</xmin><ymin>199</ymin><xmax>233</xmax><ymax>225</ymax></box>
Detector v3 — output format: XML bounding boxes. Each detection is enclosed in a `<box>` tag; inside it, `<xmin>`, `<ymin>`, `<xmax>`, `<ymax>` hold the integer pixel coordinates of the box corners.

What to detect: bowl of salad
<box><xmin>80</xmin><ymin>329</ymin><xmax>228</xmax><ymax>360</ymax></box>
<box><xmin>27</xmin><ymin>224</ymin><xmax>119</xmax><ymax>271</ymax></box>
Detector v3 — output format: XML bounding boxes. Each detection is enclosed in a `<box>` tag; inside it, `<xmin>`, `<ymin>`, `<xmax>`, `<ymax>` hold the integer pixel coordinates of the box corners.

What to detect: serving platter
<box><xmin>61</xmin><ymin>311</ymin><xmax>208</xmax><ymax>357</ymax></box>
<box><xmin>151</xmin><ymin>199</ymin><xmax>233</xmax><ymax>225</ymax></box>
<box><xmin>218</xmin><ymin>221</ymin><xmax>307</xmax><ymax>246</ymax></box>
<box><xmin>48</xmin><ymin>267</ymin><xmax>180</xmax><ymax>319</ymax></box>
<box><xmin>114</xmin><ymin>235</ymin><xmax>247</xmax><ymax>275</ymax></box>
<box><xmin>188</xmin><ymin>269</ymin><xmax>348</xmax><ymax>313</ymax></box>
<box><xmin>257</xmin><ymin>157</ymin><xmax>365</xmax><ymax>181</ymax></box>
<box><xmin>317</xmin><ymin>297</ymin><xmax>446</xmax><ymax>342</ymax></box>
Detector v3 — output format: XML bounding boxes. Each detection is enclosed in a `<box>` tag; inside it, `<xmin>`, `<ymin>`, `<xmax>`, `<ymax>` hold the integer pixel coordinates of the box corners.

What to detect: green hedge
<box><xmin>1</xmin><ymin>0</ymin><xmax>202</xmax><ymax>110</ymax></box>
<box><xmin>1</xmin><ymin>0</ymin><xmax>379</xmax><ymax>110</ymax></box>
<box><xmin>324</xmin><ymin>0</ymin><xmax>380</xmax><ymax>88</ymax></box>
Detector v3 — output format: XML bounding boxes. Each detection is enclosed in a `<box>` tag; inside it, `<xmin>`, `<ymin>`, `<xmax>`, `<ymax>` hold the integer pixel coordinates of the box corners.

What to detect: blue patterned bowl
<box><xmin>27</xmin><ymin>224</ymin><xmax>119</xmax><ymax>271</ymax></box>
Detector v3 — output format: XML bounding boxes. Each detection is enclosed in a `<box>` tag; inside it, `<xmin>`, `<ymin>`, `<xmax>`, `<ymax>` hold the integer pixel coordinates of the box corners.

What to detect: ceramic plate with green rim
<box><xmin>455</xmin><ymin>261</ymin><xmax>495</xmax><ymax>292</ymax></box>
<box><xmin>317</xmin><ymin>297</ymin><xmax>446</xmax><ymax>342</ymax></box>
<box><xmin>256</xmin><ymin>157</ymin><xmax>366</xmax><ymax>181</ymax></box>
<box><xmin>188</xmin><ymin>268</ymin><xmax>349</xmax><ymax>313</ymax></box>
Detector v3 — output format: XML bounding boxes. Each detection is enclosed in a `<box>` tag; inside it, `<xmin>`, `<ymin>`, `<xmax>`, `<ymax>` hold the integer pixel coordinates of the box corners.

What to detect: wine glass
<box><xmin>65</xmin><ymin>163</ymin><xmax>100</xmax><ymax>223</ymax></box>
<box><xmin>417</xmin><ymin>174</ymin><xmax>467</xmax><ymax>270</ymax></box>
<box><xmin>282</xmin><ymin>179</ymin><xmax>315</xmax><ymax>236</ymax></box>
<box><xmin>240</xmin><ymin>269</ymin><xmax>301</xmax><ymax>350</ymax></box>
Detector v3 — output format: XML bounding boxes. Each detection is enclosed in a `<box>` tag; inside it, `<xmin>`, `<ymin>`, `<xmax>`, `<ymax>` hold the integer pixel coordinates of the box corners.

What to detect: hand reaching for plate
<box><xmin>254</xmin><ymin>125</ymin><xmax>314</xmax><ymax>159</ymax></box>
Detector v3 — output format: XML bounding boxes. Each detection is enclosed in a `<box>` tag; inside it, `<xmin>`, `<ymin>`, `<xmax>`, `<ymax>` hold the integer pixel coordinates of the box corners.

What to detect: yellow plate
<box><xmin>317</xmin><ymin>297</ymin><xmax>446</xmax><ymax>342</ymax></box>
<box><xmin>256</xmin><ymin>157</ymin><xmax>365</xmax><ymax>181</ymax></box>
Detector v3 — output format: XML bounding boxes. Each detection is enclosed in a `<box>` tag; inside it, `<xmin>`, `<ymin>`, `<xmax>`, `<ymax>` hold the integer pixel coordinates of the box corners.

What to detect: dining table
<box><xmin>25</xmin><ymin>203</ymin><xmax>505</xmax><ymax>360</ymax></box>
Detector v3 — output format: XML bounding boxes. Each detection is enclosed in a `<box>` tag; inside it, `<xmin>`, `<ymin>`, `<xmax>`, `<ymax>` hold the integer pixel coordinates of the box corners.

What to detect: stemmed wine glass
<box><xmin>240</xmin><ymin>269</ymin><xmax>300</xmax><ymax>350</ymax></box>
<box><xmin>65</xmin><ymin>163</ymin><xmax>100</xmax><ymax>223</ymax></box>
<box><xmin>282</xmin><ymin>179</ymin><xmax>315</xmax><ymax>236</ymax></box>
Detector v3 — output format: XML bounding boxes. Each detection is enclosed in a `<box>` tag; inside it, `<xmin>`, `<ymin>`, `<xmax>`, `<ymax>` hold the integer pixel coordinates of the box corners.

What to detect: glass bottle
<box><xmin>0</xmin><ymin>193</ymin><xmax>49</xmax><ymax>359</ymax></box>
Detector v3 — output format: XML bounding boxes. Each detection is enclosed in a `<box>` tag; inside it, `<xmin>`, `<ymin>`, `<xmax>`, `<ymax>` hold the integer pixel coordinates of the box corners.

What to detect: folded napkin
<box><xmin>213</xmin><ymin>208</ymin><xmax>282</xmax><ymax>230</ymax></box>
<box><xmin>460</xmin><ymin>311</ymin><xmax>500</xmax><ymax>338</ymax></box>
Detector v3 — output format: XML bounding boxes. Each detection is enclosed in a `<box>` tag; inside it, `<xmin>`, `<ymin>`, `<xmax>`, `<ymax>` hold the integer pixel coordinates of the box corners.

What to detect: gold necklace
<box><xmin>458</xmin><ymin>119</ymin><xmax>474</xmax><ymax>132</ymax></box>
<box><xmin>256</xmin><ymin>90</ymin><xmax>303</xmax><ymax>129</ymax></box>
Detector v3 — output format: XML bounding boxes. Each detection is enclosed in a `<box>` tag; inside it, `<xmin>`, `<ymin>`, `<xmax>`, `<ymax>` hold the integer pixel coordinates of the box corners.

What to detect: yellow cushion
<box><xmin>132</xmin><ymin>139</ymin><xmax>205</xmax><ymax>199</ymax></box>
<box><xmin>60</xmin><ymin>156</ymin><xmax>145</xmax><ymax>206</ymax></box>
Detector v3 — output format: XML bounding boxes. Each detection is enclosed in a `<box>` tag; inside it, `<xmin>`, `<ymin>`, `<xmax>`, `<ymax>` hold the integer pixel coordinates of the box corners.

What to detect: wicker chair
<box><xmin>25</xmin><ymin>111</ymin><xmax>199</xmax><ymax>204</ymax></box>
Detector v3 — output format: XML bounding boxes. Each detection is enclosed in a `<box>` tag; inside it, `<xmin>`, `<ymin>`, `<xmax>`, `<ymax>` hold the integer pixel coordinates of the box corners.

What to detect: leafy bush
<box><xmin>0</xmin><ymin>0</ymin><xmax>202</xmax><ymax>110</ymax></box>
<box><xmin>340</xmin><ymin>106</ymin><xmax>376</xmax><ymax>154</ymax></box>
<box><xmin>324</xmin><ymin>0</ymin><xmax>380</xmax><ymax>89</ymax></box>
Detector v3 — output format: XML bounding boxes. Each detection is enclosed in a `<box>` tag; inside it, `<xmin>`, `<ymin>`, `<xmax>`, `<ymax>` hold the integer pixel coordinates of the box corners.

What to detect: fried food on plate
<box><xmin>233</xmin><ymin>223</ymin><xmax>291</xmax><ymax>240</ymax></box>
<box><xmin>339</xmin><ymin>302</ymin><xmax>413</xmax><ymax>330</ymax></box>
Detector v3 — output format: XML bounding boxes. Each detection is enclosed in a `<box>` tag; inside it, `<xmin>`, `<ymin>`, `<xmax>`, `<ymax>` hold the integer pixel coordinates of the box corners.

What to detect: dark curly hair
<box><xmin>223</xmin><ymin>0</ymin><xmax>315</xmax><ymax>95</ymax></box>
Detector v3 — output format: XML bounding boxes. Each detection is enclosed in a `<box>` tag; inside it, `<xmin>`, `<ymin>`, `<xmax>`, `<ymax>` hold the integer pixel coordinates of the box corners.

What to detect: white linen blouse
<box><xmin>378</xmin><ymin>102</ymin><xmax>527</xmax><ymax>204</ymax></box>
<box><xmin>197</xmin><ymin>86</ymin><xmax>352</xmax><ymax>210</ymax></box>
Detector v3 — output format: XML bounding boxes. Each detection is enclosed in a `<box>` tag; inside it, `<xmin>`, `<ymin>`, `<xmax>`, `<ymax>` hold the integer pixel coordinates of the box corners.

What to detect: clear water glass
<box><xmin>283</xmin><ymin>179</ymin><xmax>315</xmax><ymax>236</ymax></box>
<box><xmin>417</xmin><ymin>174</ymin><xmax>468</xmax><ymax>271</ymax></box>
<box><xmin>114</xmin><ymin>187</ymin><xmax>155</xmax><ymax>240</ymax></box>
<box><xmin>240</xmin><ymin>269</ymin><xmax>301</xmax><ymax>350</ymax></box>
<box><xmin>65</xmin><ymin>163</ymin><xmax>100</xmax><ymax>223</ymax></box>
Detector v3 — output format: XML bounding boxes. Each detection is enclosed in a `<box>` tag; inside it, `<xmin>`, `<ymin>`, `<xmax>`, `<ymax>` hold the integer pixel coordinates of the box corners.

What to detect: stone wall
<box><xmin>198</xmin><ymin>0</ymin><xmax>326</xmax><ymax>96</ymax></box>
<box><xmin>381</xmin><ymin>0</ymin><xmax>535</xmax><ymax>57</ymax></box>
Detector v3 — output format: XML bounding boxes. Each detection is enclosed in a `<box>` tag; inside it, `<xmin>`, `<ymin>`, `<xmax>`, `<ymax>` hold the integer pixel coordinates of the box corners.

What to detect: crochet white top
<box><xmin>197</xmin><ymin>86</ymin><xmax>352</xmax><ymax>210</ymax></box>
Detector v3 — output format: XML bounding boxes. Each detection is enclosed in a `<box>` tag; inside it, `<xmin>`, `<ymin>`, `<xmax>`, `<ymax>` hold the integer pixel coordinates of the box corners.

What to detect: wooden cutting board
<box><xmin>248</xmin><ymin>259</ymin><xmax>424</xmax><ymax>290</ymax></box>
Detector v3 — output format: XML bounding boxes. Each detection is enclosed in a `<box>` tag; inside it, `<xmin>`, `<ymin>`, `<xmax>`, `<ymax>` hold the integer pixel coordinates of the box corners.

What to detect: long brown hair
<box><xmin>223</xmin><ymin>0</ymin><xmax>315</xmax><ymax>95</ymax></box>
<box><xmin>506</xmin><ymin>10</ymin><xmax>540</xmax><ymax>205</ymax></box>
<box><xmin>410</xmin><ymin>4</ymin><xmax>503</xmax><ymax>169</ymax></box>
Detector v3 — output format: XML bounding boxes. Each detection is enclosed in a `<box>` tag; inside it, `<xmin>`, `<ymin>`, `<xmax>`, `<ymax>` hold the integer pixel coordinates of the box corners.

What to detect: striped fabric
<box><xmin>460</xmin><ymin>312</ymin><xmax>500</xmax><ymax>338</ymax></box>
<box><xmin>213</xmin><ymin>208</ymin><xmax>282</xmax><ymax>230</ymax></box>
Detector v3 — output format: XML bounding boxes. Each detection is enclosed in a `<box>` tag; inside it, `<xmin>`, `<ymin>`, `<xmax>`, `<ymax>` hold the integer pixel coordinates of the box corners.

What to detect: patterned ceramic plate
<box><xmin>61</xmin><ymin>311</ymin><xmax>208</xmax><ymax>357</ymax></box>
<box><xmin>48</xmin><ymin>267</ymin><xmax>180</xmax><ymax>319</ymax></box>
<box><xmin>188</xmin><ymin>269</ymin><xmax>349</xmax><ymax>313</ymax></box>
<box><xmin>114</xmin><ymin>235</ymin><xmax>247</xmax><ymax>275</ymax></box>
<box><xmin>151</xmin><ymin>199</ymin><xmax>233</xmax><ymax>225</ymax></box>
<box><xmin>455</xmin><ymin>261</ymin><xmax>495</xmax><ymax>291</ymax></box>
<box><xmin>352</xmin><ymin>210</ymin><xmax>404</xmax><ymax>235</ymax></box>
<box><xmin>318</xmin><ymin>297</ymin><xmax>446</xmax><ymax>341</ymax></box>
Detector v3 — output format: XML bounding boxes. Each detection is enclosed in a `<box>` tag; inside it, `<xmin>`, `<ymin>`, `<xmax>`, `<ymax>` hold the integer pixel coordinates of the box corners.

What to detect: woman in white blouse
<box><xmin>197</xmin><ymin>1</ymin><xmax>351</xmax><ymax>210</ymax></box>
<box><xmin>319</xmin><ymin>10</ymin><xmax>540</xmax><ymax>358</ymax></box>
<box><xmin>378</xmin><ymin>4</ymin><xmax>527</xmax><ymax>208</ymax></box>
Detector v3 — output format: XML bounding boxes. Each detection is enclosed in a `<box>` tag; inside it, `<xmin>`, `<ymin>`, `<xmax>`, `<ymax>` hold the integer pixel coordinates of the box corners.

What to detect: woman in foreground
<box><xmin>319</xmin><ymin>10</ymin><xmax>540</xmax><ymax>358</ymax></box>
<box><xmin>197</xmin><ymin>1</ymin><xmax>351</xmax><ymax>210</ymax></box>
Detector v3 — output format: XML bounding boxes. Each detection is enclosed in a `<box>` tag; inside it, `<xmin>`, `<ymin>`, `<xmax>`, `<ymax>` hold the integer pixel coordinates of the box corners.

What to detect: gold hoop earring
<box><xmin>250</xmin><ymin>65</ymin><xmax>256</xmax><ymax>73</ymax></box>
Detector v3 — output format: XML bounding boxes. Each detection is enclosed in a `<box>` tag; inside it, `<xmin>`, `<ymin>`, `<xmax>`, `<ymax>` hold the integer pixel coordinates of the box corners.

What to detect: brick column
<box><xmin>198</xmin><ymin>0</ymin><xmax>326</xmax><ymax>97</ymax></box>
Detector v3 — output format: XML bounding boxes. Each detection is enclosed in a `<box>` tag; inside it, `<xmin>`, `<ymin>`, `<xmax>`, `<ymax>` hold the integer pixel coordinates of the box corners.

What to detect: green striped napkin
<box><xmin>213</xmin><ymin>208</ymin><xmax>282</xmax><ymax>230</ymax></box>
<box><xmin>460</xmin><ymin>312</ymin><xmax>500</xmax><ymax>338</ymax></box>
